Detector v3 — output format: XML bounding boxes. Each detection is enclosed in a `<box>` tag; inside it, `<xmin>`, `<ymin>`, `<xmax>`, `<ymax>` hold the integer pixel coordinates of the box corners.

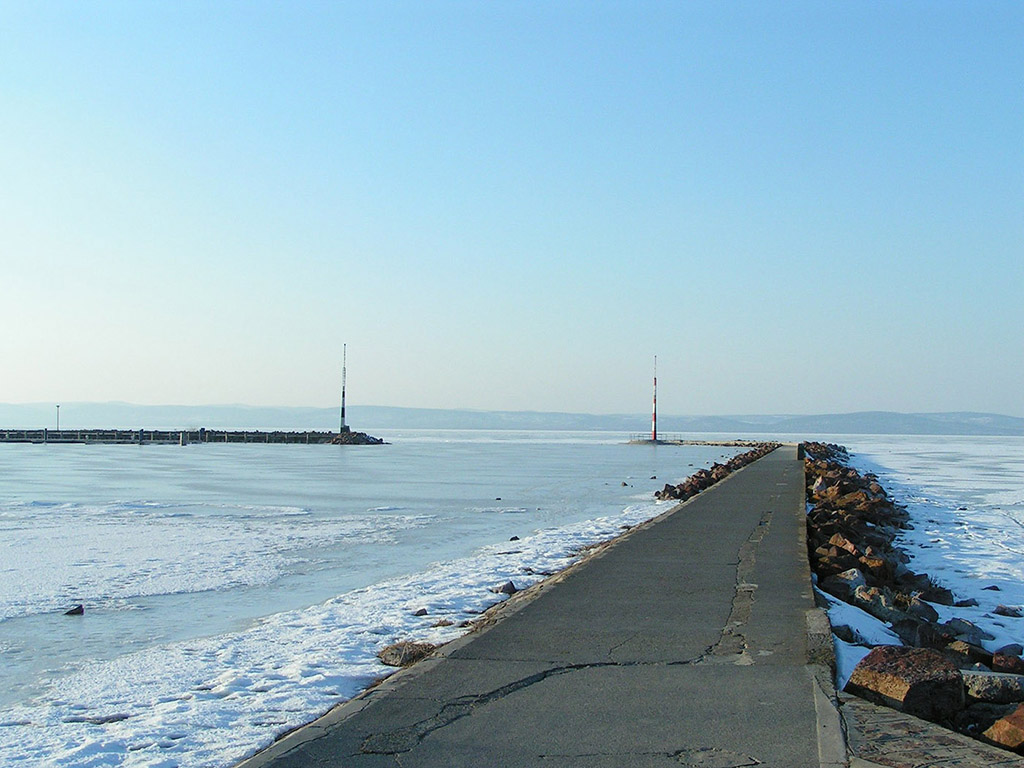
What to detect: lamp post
<box><xmin>56</xmin><ymin>404</ymin><xmax>60</xmax><ymax>432</ymax></box>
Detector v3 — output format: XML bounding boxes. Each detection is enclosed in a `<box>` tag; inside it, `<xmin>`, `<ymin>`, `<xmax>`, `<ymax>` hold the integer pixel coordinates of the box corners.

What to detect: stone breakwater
<box><xmin>329</xmin><ymin>430</ymin><xmax>386</xmax><ymax>445</ymax></box>
<box><xmin>803</xmin><ymin>441</ymin><xmax>1024</xmax><ymax>754</ymax></box>
<box><xmin>654</xmin><ymin>442</ymin><xmax>781</xmax><ymax>502</ymax></box>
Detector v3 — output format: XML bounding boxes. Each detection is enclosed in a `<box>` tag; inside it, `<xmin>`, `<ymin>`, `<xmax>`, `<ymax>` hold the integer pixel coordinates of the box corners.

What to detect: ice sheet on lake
<box><xmin>0</xmin><ymin>500</ymin><xmax>670</xmax><ymax>767</ymax></box>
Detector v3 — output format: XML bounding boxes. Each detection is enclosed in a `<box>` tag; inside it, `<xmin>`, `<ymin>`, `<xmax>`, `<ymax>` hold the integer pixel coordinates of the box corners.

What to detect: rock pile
<box><xmin>376</xmin><ymin>640</ymin><xmax>436</xmax><ymax>667</ymax></box>
<box><xmin>804</xmin><ymin>441</ymin><xmax>1024</xmax><ymax>753</ymax></box>
<box><xmin>329</xmin><ymin>430</ymin><xmax>386</xmax><ymax>445</ymax></box>
<box><xmin>654</xmin><ymin>443</ymin><xmax>780</xmax><ymax>502</ymax></box>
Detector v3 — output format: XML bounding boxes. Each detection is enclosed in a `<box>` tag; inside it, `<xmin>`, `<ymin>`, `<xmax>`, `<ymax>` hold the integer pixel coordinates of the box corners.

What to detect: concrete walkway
<box><xmin>240</xmin><ymin>445</ymin><xmax>841</xmax><ymax>768</ymax></box>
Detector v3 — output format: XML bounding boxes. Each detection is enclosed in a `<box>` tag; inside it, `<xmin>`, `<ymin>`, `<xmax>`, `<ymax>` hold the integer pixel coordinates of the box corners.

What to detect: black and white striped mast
<box><xmin>651</xmin><ymin>355</ymin><xmax>657</xmax><ymax>442</ymax></box>
<box><xmin>339</xmin><ymin>344</ymin><xmax>348</xmax><ymax>434</ymax></box>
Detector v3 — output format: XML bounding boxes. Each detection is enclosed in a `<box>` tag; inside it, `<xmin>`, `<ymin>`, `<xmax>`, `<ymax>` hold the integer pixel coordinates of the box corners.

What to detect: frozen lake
<box><xmin>0</xmin><ymin>430</ymin><xmax>741</xmax><ymax>767</ymax></box>
<box><xmin>2</xmin><ymin>431</ymin><xmax>1022</xmax><ymax>767</ymax></box>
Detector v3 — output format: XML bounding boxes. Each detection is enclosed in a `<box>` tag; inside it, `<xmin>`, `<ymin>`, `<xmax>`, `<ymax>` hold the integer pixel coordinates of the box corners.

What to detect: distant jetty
<box><xmin>0</xmin><ymin>428</ymin><xmax>385</xmax><ymax>445</ymax></box>
<box><xmin>329</xmin><ymin>429</ymin><xmax>387</xmax><ymax>445</ymax></box>
<box><xmin>627</xmin><ymin>433</ymin><xmax>775</xmax><ymax>447</ymax></box>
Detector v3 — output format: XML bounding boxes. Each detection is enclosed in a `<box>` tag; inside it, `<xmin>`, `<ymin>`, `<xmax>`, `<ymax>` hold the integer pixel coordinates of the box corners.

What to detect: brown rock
<box><xmin>377</xmin><ymin>641</ymin><xmax>437</xmax><ymax>667</ymax></box>
<box><xmin>944</xmin><ymin>639</ymin><xmax>993</xmax><ymax>668</ymax></box>
<box><xmin>829</xmin><ymin>533</ymin><xmax>860</xmax><ymax>555</ymax></box>
<box><xmin>910</xmin><ymin>621</ymin><xmax>956</xmax><ymax>651</ymax></box>
<box><xmin>852</xmin><ymin>586</ymin><xmax>911</xmax><ymax>626</ymax></box>
<box><xmin>994</xmin><ymin>653</ymin><xmax>1024</xmax><ymax>675</ymax></box>
<box><xmin>858</xmin><ymin>555</ymin><xmax>893</xmax><ymax>582</ymax></box>
<box><xmin>955</xmin><ymin>702</ymin><xmax>1017</xmax><ymax>738</ymax></box>
<box><xmin>816</xmin><ymin>552</ymin><xmax>860</xmax><ymax>578</ymax></box>
<box><xmin>983</xmin><ymin>702</ymin><xmax>1024</xmax><ymax>751</ymax></box>
<box><xmin>846</xmin><ymin>646</ymin><xmax>965</xmax><ymax>722</ymax></box>
<box><xmin>837</xmin><ymin>490</ymin><xmax>872</xmax><ymax>510</ymax></box>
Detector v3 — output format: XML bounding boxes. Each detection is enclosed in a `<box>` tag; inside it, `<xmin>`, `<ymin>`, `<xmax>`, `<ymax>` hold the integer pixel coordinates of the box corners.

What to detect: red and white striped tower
<box><xmin>651</xmin><ymin>355</ymin><xmax>657</xmax><ymax>442</ymax></box>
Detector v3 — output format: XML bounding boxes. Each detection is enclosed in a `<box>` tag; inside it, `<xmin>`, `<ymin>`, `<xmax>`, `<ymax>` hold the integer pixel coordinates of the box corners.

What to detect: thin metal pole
<box><xmin>56</xmin><ymin>404</ymin><xmax>60</xmax><ymax>432</ymax></box>
<box><xmin>651</xmin><ymin>356</ymin><xmax>657</xmax><ymax>442</ymax></box>
<box><xmin>340</xmin><ymin>344</ymin><xmax>347</xmax><ymax>434</ymax></box>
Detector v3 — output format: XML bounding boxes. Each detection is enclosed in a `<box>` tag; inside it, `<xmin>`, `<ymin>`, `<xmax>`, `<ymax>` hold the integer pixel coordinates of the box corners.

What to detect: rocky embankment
<box><xmin>329</xmin><ymin>430</ymin><xmax>386</xmax><ymax>445</ymax></box>
<box><xmin>654</xmin><ymin>442</ymin><xmax>781</xmax><ymax>502</ymax></box>
<box><xmin>804</xmin><ymin>441</ymin><xmax>1024</xmax><ymax>753</ymax></box>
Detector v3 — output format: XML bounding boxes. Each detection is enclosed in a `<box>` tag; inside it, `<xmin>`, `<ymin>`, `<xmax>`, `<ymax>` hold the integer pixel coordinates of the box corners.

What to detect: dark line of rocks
<box><xmin>654</xmin><ymin>443</ymin><xmax>781</xmax><ymax>502</ymax></box>
<box><xmin>329</xmin><ymin>430</ymin><xmax>387</xmax><ymax>445</ymax></box>
<box><xmin>803</xmin><ymin>441</ymin><xmax>1024</xmax><ymax>754</ymax></box>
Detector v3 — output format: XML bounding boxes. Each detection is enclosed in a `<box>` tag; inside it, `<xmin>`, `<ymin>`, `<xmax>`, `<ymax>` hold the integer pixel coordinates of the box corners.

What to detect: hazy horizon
<box><xmin>3</xmin><ymin>399</ymin><xmax>1024</xmax><ymax>419</ymax></box>
<box><xmin>1</xmin><ymin>401</ymin><xmax>1021</xmax><ymax>437</ymax></box>
<box><xmin>3</xmin><ymin>3</ymin><xmax>1021</xmax><ymax>417</ymax></box>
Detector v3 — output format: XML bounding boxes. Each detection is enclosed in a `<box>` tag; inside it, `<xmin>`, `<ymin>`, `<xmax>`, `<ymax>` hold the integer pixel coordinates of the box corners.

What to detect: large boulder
<box><xmin>993</xmin><ymin>653</ymin><xmax>1024</xmax><ymax>675</ymax></box>
<box><xmin>851</xmin><ymin>585</ymin><xmax>911</xmax><ymax>626</ymax></box>
<box><xmin>903</xmin><ymin>594</ymin><xmax>940</xmax><ymax>624</ymax></box>
<box><xmin>983</xmin><ymin>703</ymin><xmax>1024</xmax><ymax>752</ymax></box>
<box><xmin>828</xmin><ymin>532</ymin><xmax>860</xmax><ymax>555</ymax></box>
<box><xmin>846</xmin><ymin>646</ymin><xmax>965</xmax><ymax>722</ymax></box>
<box><xmin>964</xmin><ymin>671</ymin><xmax>1024</xmax><ymax>705</ymax></box>
<box><xmin>944</xmin><ymin>617</ymin><xmax>995</xmax><ymax>646</ymax></box>
<box><xmin>955</xmin><ymin>702</ymin><xmax>1017</xmax><ymax>739</ymax></box>
<box><xmin>820</xmin><ymin>568</ymin><xmax>866</xmax><ymax>600</ymax></box>
<box><xmin>943</xmin><ymin>639</ymin><xmax>993</xmax><ymax>668</ymax></box>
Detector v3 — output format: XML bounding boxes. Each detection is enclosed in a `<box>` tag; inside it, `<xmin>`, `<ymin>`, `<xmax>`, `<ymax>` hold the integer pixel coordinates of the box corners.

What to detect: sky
<box><xmin>1</xmin><ymin>2</ymin><xmax>1021</xmax><ymax>417</ymax></box>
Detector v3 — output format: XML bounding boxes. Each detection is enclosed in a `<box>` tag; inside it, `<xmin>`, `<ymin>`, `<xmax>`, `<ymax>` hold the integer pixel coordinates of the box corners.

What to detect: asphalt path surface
<box><xmin>239</xmin><ymin>445</ymin><xmax>835</xmax><ymax>767</ymax></box>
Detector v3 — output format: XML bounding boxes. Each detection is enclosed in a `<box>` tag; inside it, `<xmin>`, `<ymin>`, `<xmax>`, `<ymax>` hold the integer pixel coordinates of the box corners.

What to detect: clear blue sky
<box><xmin>2</xmin><ymin>2</ymin><xmax>1021</xmax><ymax>416</ymax></box>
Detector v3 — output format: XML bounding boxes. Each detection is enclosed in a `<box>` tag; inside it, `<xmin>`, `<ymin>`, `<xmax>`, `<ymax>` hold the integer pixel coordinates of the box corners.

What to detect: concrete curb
<box><xmin>807</xmin><ymin>608</ymin><xmax>847</xmax><ymax>767</ymax></box>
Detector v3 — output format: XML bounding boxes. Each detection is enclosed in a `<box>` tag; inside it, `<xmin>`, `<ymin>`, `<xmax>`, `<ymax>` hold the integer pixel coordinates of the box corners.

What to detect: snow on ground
<box><xmin>823</xmin><ymin>437</ymin><xmax>1024</xmax><ymax>690</ymax></box>
<box><xmin>0</xmin><ymin>501</ymin><xmax>671</xmax><ymax>768</ymax></box>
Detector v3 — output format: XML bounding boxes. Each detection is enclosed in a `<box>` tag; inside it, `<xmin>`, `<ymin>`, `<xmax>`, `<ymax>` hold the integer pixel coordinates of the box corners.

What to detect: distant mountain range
<box><xmin>1</xmin><ymin>402</ymin><xmax>1022</xmax><ymax>436</ymax></box>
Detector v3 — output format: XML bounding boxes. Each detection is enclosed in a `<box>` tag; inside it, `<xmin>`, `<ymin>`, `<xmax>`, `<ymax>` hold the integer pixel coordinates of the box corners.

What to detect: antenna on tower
<box><xmin>340</xmin><ymin>344</ymin><xmax>348</xmax><ymax>434</ymax></box>
<box><xmin>651</xmin><ymin>355</ymin><xmax>657</xmax><ymax>442</ymax></box>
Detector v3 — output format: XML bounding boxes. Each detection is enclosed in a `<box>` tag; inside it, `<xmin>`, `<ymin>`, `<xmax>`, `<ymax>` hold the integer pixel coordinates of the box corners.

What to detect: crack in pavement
<box><xmin>700</xmin><ymin>510</ymin><xmax>773</xmax><ymax>666</ymax></box>
<box><xmin>360</xmin><ymin>664</ymin><xmax>587</xmax><ymax>754</ymax></box>
<box><xmin>359</xmin><ymin>655</ymin><xmax>713</xmax><ymax>755</ymax></box>
<box><xmin>535</xmin><ymin>747</ymin><xmax>761</xmax><ymax>766</ymax></box>
<box><xmin>606</xmin><ymin>631</ymin><xmax>641</xmax><ymax>661</ymax></box>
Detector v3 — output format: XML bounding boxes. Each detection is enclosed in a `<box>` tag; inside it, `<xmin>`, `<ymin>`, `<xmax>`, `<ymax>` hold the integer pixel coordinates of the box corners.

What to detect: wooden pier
<box><xmin>0</xmin><ymin>428</ymin><xmax>338</xmax><ymax>445</ymax></box>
